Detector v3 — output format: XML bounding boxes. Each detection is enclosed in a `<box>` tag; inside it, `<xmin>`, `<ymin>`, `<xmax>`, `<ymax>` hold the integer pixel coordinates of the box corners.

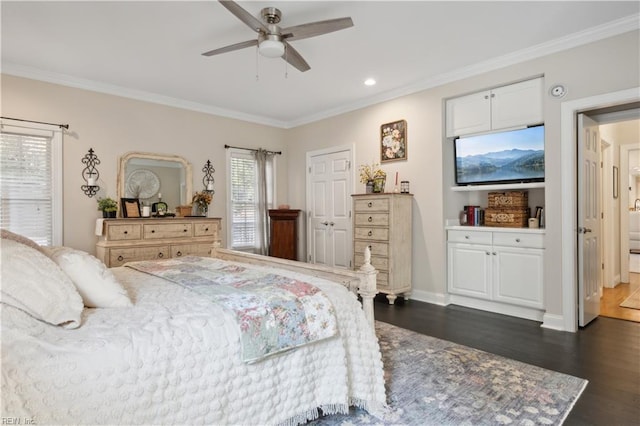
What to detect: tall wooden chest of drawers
<box><xmin>352</xmin><ymin>193</ymin><xmax>413</xmax><ymax>304</ymax></box>
<box><xmin>96</xmin><ymin>217</ymin><xmax>221</xmax><ymax>267</ymax></box>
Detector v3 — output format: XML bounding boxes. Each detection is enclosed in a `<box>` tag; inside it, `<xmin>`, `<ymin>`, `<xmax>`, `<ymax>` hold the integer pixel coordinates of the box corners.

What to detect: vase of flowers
<box><xmin>358</xmin><ymin>162</ymin><xmax>386</xmax><ymax>193</ymax></box>
<box><xmin>192</xmin><ymin>191</ymin><xmax>212</xmax><ymax>216</ymax></box>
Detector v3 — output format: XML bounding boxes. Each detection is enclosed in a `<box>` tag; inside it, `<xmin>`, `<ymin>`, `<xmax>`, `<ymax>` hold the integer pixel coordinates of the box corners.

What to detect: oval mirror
<box><xmin>117</xmin><ymin>152</ymin><xmax>192</xmax><ymax>212</ymax></box>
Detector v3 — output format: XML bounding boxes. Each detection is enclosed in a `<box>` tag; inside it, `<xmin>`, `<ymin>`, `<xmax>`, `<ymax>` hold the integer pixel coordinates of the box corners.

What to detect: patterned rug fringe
<box><xmin>279</xmin><ymin>404</ymin><xmax>349</xmax><ymax>426</ymax></box>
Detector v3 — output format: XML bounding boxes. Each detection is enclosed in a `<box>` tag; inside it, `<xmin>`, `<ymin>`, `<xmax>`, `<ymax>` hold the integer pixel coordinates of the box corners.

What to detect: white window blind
<box><xmin>0</xmin><ymin>122</ymin><xmax>63</xmax><ymax>246</ymax></box>
<box><xmin>227</xmin><ymin>149</ymin><xmax>275</xmax><ymax>252</ymax></box>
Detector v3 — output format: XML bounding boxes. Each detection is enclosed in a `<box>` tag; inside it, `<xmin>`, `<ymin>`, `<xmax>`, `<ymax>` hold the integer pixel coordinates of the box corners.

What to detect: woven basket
<box><xmin>488</xmin><ymin>191</ymin><xmax>528</xmax><ymax>209</ymax></box>
<box><xmin>175</xmin><ymin>205</ymin><xmax>193</xmax><ymax>217</ymax></box>
<box><xmin>484</xmin><ymin>208</ymin><xmax>530</xmax><ymax>228</ymax></box>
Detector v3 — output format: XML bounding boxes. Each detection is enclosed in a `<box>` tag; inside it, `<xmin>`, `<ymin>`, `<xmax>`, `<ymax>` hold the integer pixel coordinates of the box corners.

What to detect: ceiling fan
<box><xmin>202</xmin><ymin>0</ymin><xmax>354</xmax><ymax>72</ymax></box>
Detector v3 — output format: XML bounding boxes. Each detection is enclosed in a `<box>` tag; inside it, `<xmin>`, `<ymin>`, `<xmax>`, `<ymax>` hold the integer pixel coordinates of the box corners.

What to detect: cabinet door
<box><xmin>445</xmin><ymin>91</ymin><xmax>491</xmax><ymax>137</ymax></box>
<box><xmin>491</xmin><ymin>78</ymin><xmax>543</xmax><ymax>130</ymax></box>
<box><xmin>447</xmin><ymin>243</ymin><xmax>492</xmax><ymax>299</ymax></box>
<box><xmin>493</xmin><ymin>246</ymin><xmax>544</xmax><ymax>308</ymax></box>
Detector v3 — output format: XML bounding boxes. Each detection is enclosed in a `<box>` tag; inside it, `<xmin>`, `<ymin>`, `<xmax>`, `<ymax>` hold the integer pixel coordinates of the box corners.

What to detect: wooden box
<box><xmin>488</xmin><ymin>191</ymin><xmax>528</xmax><ymax>209</ymax></box>
<box><xmin>175</xmin><ymin>205</ymin><xmax>193</xmax><ymax>217</ymax></box>
<box><xmin>484</xmin><ymin>208</ymin><xmax>530</xmax><ymax>228</ymax></box>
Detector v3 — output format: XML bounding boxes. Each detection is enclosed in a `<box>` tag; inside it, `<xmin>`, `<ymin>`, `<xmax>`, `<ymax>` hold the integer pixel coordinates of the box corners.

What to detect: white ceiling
<box><xmin>2</xmin><ymin>1</ymin><xmax>639</xmax><ymax>128</ymax></box>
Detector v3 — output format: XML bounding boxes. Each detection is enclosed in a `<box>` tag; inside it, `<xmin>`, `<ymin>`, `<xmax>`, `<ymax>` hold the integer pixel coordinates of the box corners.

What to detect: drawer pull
<box><xmin>367</xmin><ymin>202</ymin><xmax>372</xmax><ymax>208</ymax></box>
<box><xmin>515</xmin><ymin>238</ymin><xmax>521</xmax><ymax>243</ymax></box>
<box><xmin>465</xmin><ymin>235</ymin><xmax>469</xmax><ymax>239</ymax></box>
<box><xmin>368</xmin><ymin>216</ymin><xmax>373</xmax><ymax>222</ymax></box>
<box><xmin>117</xmin><ymin>255</ymin><xmax>124</xmax><ymax>261</ymax></box>
<box><xmin>151</xmin><ymin>230</ymin><xmax>155</xmax><ymax>233</ymax></box>
<box><xmin>205</xmin><ymin>227</ymin><xmax>209</xmax><ymax>231</ymax></box>
<box><xmin>176</xmin><ymin>251</ymin><xmax>182</xmax><ymax>257</ymax></box>
<box><xmin>158</xmin><ymin>252</ymin><xmax>164</xmax><ymax>258</ymax></box>
<box><xmin>183</xmin><ymin>229</ymin><xmax>188</xmax><ymax>233</ymax></box>
<box><xmin>123</xmin><ymin>230</ymin><xmax>128</xmax><ymax>235</ymax></box>
<box><xmin>368</xmin><ymin>230</ymin><xmax>373</xmax><ymax>237</ymax></box>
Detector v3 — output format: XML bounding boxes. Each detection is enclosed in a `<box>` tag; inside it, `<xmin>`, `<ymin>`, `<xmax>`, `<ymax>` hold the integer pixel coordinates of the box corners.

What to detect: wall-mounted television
<box><xmin>454</xmin><ymin>125</ymin><xmax>545</xmax><ymax>186</ymax></box>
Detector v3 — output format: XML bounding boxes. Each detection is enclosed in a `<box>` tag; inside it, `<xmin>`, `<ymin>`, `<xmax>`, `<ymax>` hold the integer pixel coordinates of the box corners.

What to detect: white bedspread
<box><xmin>1</xmin><ymin>264</ymin><xmax>386</xmax><ymax>425</ymax></box>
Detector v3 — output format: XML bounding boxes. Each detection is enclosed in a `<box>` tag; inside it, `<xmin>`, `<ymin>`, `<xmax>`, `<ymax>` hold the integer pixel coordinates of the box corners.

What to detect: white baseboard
<box><xmin>541</xmin><ymin>313</ymin><xmax>567</xmax><ymax>331</ymax></box>
<box><xmin>408</xmin><ymin>289</ymin><xmax>448</xmax><ymax>306</ymax></box>
<box><xmin>448</xmin><ymin>294</ymin><xmax>544</xmax><ymax>322</ymax></box>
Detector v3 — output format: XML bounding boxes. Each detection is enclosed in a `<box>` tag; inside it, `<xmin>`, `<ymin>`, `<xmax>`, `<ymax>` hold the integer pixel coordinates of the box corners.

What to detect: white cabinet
<box><xmin>445</xmin><ymin>77</ymin><xmax>543</xmax><ymax>137</ymax></box>
<box><xmin>352</xmin><ymin>193</ymin><xmax>413</xmax><ymax>304</ymax></box>
<box><xmin>447</xmin><ymin>227</ymin><xmax>544</xmax><ymax>318</ymax></box>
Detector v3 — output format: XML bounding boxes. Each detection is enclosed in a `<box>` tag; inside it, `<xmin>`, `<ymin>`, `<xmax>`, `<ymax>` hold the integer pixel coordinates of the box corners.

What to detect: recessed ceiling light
<box><xmin>364</xmin><ymin>78</ymin><xmax>376</xmax><ymax>86</ymax></box>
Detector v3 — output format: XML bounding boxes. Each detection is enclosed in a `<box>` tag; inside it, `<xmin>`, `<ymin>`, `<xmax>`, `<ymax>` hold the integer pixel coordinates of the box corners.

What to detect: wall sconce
<box><xmin>81</xmin><ymin>148</ymin><xmax>100</xmax><ymax>197</ymax></box>
<box><xmin>202</xmin><ymin>159</ymin><xmax>215</xmax><ymax>194</ymax></box>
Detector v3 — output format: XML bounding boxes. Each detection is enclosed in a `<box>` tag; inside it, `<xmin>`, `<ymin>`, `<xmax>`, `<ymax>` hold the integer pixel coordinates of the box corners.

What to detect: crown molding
<box><xmin>3</xmin><ymin>14</ymin><xmax>638</xmax><ymax>129</ymax></box>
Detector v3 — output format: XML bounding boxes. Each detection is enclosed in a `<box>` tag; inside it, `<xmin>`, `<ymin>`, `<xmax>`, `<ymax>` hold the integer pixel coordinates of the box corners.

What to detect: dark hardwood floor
<box><xmin>374</xmin><ymin>297</ymin><xmax>640</xmax><ymax>425</ymax></box>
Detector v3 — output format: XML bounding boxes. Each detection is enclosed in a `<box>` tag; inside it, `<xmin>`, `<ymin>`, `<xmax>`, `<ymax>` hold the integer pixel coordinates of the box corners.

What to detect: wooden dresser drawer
<box><xmin>107</xmin><ymin>224</ymin><xmax>142</xmax><ymax>241</ymax></box>
<box><xmin>355</xmin><ymin>254</ymin><xmax>389</xmax><ymax>271</ymax></box>
<box><xmin>354</xmin><ymin>227</ymin><xmax>389</xmax><ymax>241</ymax></box>
<box><xmin>448</xmin><ymin>229</ymin><xmax>492</xmax><ymax>245</ymax></box>
<box><xmin>355</xmin><ymin>213</ymin><xmax>389</xmax><ymax>227</ymax></box>
<box><xmin>354</xmin><ymin>198</ymin><xmax>390</xmax><ymax>212</ymax></box>
<box><xmin>109</xmin><ymin>246</ymin><xmax>169</xmax><ymax>266</ymax></box>
<box><xmin>194</xmin><ymin>222</ymin><xmax>218</xmax><ymax>237</ymax></box>
<box><xmin>171</xmin><ymin>243</ymin><xmax>213</xmax><ymax>258</ymax></box>
<box><xmin>354</xmin><ymin>240</ymin><xmax>388</xmax><ymax>258</ymax></box>
<box><xmin>143</xmin><ymin>223</ymin><xmax>193</xmax><ymax>239</ymax></box>
<box><xmin>493</xmin><ymin>232</ymin><xmax>544</xmax><ymax>249</ymax></box>
<box><xmin>376</xmin><ymin>272</ymin><xmax>389</xmax><ymax>289</ymax></box>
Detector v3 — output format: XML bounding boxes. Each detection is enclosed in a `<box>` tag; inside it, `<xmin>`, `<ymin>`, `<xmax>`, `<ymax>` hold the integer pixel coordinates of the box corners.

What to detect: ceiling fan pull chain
<box><xmin>284</xmin><ymin>44</ymin><xmax>288</xmax><ymax>79</ymax></box>
<box><xmin>255</xmin><ymin>45</ymin><xmax>259</xmax><ymax>82</ymax></box>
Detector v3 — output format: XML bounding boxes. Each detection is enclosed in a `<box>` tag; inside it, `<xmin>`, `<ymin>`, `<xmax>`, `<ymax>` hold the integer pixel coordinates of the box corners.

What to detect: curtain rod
<box><xmin>1</xmin><ymin>116</ymin><xmax>69</xmax><ymax>130</ymax></box>
<box><xmin>224</xmin><ymin>144</ymin><xmax>282</xmax><ymax>155</ymax></box>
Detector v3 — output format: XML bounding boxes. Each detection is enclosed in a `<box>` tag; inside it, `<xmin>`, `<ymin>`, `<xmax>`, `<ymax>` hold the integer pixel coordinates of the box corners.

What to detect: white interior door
<box><xmin>306</xmin><ymin>147</ymin><xmax>353</xmax><ymax>269</ymax></box>
<box><xmin>578</xmin><ymin>114</ymin><xmax>601</xmax><ymax>326</ymax></box>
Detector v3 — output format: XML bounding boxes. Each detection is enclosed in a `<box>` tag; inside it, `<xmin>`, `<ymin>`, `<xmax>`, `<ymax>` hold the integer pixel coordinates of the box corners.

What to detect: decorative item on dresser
<box><xmin>268</xmin><ymin>209</ymin><xmax>300</xmax><ymax>260</ymax></box>
<box><xmin>95</xmin><ymin>217</ymin><xmax>222</xmax><ymax>267</ymax></box>
<box><xmin>352</xmin><ymin>193</ymin><xmax>413</xmax><ymax>304</ymax></box>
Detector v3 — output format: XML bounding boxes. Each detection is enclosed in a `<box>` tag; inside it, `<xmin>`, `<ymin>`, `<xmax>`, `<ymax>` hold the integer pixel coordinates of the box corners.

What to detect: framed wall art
<box><xmin>380</xmin><ymin>119</ymin><xmax>407</xmax><ymax>163</ymax></box>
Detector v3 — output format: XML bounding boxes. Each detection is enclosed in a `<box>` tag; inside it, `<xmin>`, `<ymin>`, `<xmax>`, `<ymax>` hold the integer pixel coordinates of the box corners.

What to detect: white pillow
<box><xmin>0</xmin><ymin>239</ymin><xmax>83</xmax><ymax>328</ymax></box>
<box><xmin>45</xmin><ymin>246</ymin><xmax>132</xmax><ymax>308</ymax></box>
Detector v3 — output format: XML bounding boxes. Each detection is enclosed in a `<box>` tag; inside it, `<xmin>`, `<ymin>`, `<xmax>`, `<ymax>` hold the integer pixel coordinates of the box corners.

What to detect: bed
<box><xmin>0</xmin><ymin>231</ymin><xmax>386</xmax><ymax>425</ymax></box>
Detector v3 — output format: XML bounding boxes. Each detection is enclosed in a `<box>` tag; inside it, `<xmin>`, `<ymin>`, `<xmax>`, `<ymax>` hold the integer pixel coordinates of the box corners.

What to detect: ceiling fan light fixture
<box><xmin>259</xmin><ymin>39</ymin><xmax>285</xmax><ymax>58</ymax></box>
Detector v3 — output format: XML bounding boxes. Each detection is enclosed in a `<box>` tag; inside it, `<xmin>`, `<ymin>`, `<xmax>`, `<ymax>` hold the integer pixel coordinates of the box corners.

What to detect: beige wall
<box><xmin>1</xmin><ymin>75</ymin><xmax>288</xmax><ymax>253</ymax></box>
<box><xmin>2</xmin><ymin>30</ymin><xmax>638</xmax><ymax>320</ymax></box>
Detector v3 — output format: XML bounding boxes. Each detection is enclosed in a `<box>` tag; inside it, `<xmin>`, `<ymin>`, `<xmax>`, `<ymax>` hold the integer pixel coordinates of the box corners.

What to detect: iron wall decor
<box><xmin>81</xmin><ymin>148</ymin><xmax>100</xmax><ymax>197</ymax></box>
<box><xmin>202</xmin><ymin>159</ymin><xmax>215</xmax><ymax>194</ymax></box>
<box><xmin>381</xmin><ymin>119</ymin><xmax>407</xmax><ymax>163</ymax></box>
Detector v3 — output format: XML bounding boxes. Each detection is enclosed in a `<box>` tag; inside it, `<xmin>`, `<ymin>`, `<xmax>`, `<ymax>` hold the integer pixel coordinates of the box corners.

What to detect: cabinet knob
<box><xmin>492</xmin><ymin>252</ymin><xmax>497</xmax><ymax>256</ymax></box>
<box><xmin>368</xmin><ymin>216</ymin><xmax>373</xmax><ymax>222</ymax></box>
<box><xmin>367</xmin><ymin>202</ymin><xmax>372</xmax><ymax>207</ymax></box>
<box><xmin>158</xmin><ymin>252</ymin><xmax>164</xmax><ymax>258</ymax></box>
<box><xmin>117</xmin><ymin>255</ymin><xmax>124</xmax><ymax>261</ymax></box>
<box><xmin>515</xmin><ymin>238</ymin><xmax>521</xmax><ymax>243</ymax></box>
<box><xmin>465</xmin><ymin>235</ymin><xmax>470</xmax><ymax>239</ymax></box>
<box><xmin>123</xmin><ymin>230</ymin><xmax>128</xmax><ymax>235</ymax></box>
<box><xmin>176</xmin><ymin>251</ymin><xmax>182</xmax><ymax>257</ymax></box>
<box><xmin>484</xmin><ymin>95</ymin><xmax>489</xmax><ymax>99</ymax></box>
<box><xmin>205</xmin><ymin>227</ymin><xmax>209</xmax><ymax>231</ymax></box>
<box><xmin>368</xmin><ymin>230</ymin><xmax>373</xmax><ymax>237</ymax></box>
<box><xmin>183</xmin><ymin>229</ymin><xmax>188</xmax><ymax>233</ymax></box>
<box><xmin>485</xmin><ymin>252</ymin><xmax>490</xmax><ymax>255</ymax></box>
<box><xmin>151</xmin><ymin>230</ymin><xmax>155</xmax><ymax>233</ymax></box>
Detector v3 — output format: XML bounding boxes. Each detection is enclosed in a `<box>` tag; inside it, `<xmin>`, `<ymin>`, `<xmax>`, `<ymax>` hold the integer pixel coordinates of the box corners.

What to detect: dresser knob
<box><xmin>368</xmin><ymin>230</ymin><xmax>373</xmax><ymax>237</ymax></box>
<box><xmin>183</xmin><ymin>229</ymin><xmax>188</xmax><ymax>233</ymax></box>
<box><xmin>176</xmin><ymin>251</ymin><xmax>182</xmax><ymax>257</ymax></box>
<box><xmin>151</xmin><ymin>230</ymin><xmax>155</xmax><ymax>233</ymax></box>
<box><xmin>368</xmin><ymin>216</ymin><xmax>373</xmax><ymax>222</ymax></box>
<box><xmin>205</xmin><ymin>227</ymin><xmax>209</xmax><ymax>231</ymax></box>
<box><xmin>117</xmin><ymin>255</ymin><xmax>124</xmax><ymax>261</ymax></box>
<box><xmin>158</xmin><ymin>252</ymin><xmax>164</xmax><ymax>258</ymax></box>
<box><xmin>515</xmin><ymin>238</ymin><xmax>521</xmax><ymax>243</ymax></box>
<box><xmin>367</xmin><ymin>202</ymin><xmax>372</xmax><ymax>207</ymax></box>
<box><xmin>123</xmin><ymin>230</ymin><xmax>128</xmax><ymax>235</ymax></box>
<box><xmin>464</xmin><ymin>235</ymin><xmax>469</xmax><ymax>239</ymax></box>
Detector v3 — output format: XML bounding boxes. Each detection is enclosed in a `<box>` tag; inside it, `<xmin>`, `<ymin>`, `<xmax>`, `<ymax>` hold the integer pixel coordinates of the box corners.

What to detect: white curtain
<box><xmin>253</xmin><ymin>148</ymin><xmax>275</xmax><ymax>255</ymax></box>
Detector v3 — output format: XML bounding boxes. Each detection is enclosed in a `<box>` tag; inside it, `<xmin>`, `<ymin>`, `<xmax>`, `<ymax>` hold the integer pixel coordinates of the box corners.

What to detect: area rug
<box><xmin>620</xmin><ymin>287</ymin><xmax>640</xmax><ymax>310</ymax></box>
<box><xmin>314</xmin><ymin>321</ymin><xmax>588</xmax><ymax>426</ymax></box>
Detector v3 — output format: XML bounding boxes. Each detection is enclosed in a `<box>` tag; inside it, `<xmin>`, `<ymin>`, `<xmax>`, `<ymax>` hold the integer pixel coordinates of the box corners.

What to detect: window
<box><xmin>226</xmin><ymin>148</ymin><xmax>275</xmax><ymax>252</ymax></box>
<box><xmin>0</xmin><ymin>120</ymin><xmax>63</xmax><ymax>246</ymax></box>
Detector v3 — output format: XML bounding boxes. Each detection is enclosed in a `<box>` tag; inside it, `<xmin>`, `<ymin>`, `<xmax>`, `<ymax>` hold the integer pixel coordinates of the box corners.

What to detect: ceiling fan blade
<box><xmin>202</xmin><ymin>39</ymin><xmax>257</xmax><ymax>56</ymax></box>
<box><xmin>218</xmin><ymin>0</ymin><xmax>268</xmax><ymax>33</ymax></box>
<box><xmin>282</xmin><ymin>41</ymin><xmax>310</xmax><ymax>72</ymax></box>
<box><xmin>282</xmin><ymin>17</ymin><xmax>353</xmax><ymax>41</ymax></box>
